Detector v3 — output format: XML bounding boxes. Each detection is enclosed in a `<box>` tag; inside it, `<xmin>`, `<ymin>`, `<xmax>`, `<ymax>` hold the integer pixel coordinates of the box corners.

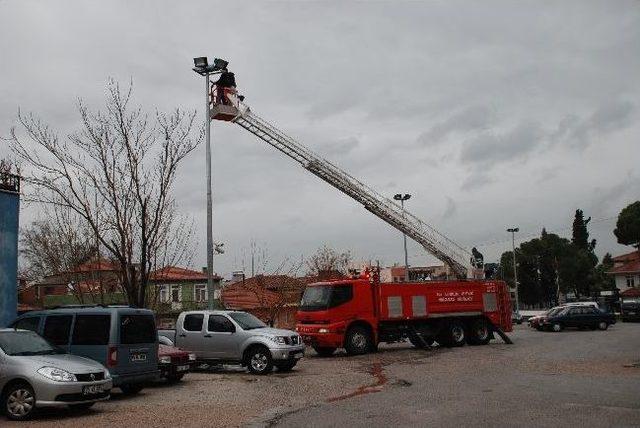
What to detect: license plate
<box><xmin>294</xmin><ymin>352</ymin><xmax>304</xmax><ymax>359</ymax></box>
<box><xmin>130</xmin><ymin>353</ymin><xmax>147</xmax><ymax>362</ymax></box>
<box><xmin>83</xmin><ymin>384</ymin><xmax>104</xmax><ymax>395</ymax></box>
<box><xmin>176</xmin><ymin>364</ymin><xmax>189</xmax><ymax>372</ymax></box>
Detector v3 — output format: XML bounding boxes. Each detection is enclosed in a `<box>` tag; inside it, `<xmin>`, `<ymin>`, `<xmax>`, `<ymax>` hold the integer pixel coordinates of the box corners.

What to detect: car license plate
<box><xmin>176</xmin><ymin>364</ymin><xmax>189</xmax><ymax>372</ymax></box>
<box><xmin>83</xmin><ymin>384</ymin><xmax>104</xmax><ymax>395</ymax></box>
<box><xmin>130</xmin><ymin>353</ymin><xmax>147</xmax><ymax>362</ymax></box>
<box><xmin>294</xmin><ymin>352</ymin><xmax>304</xmax><ymax>359</ymax></box>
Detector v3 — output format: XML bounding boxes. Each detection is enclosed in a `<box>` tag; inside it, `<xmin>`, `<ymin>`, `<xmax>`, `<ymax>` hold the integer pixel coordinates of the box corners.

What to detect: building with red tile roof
<box><xmin>607</xmin><ymin>250</ymin><xmax>640</xmax><ymax>292</ymax></box>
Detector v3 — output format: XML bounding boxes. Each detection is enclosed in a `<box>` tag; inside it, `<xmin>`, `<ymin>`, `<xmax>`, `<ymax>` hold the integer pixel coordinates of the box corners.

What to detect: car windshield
<box><xmin>228</xmin><ymin>312</ymin><xmax>267</xmax><ymax>330</ymax></box>
<box><xmin>547</xmin><ymin>307</ymin><xmax>564</xmax><ymax>316</ymax></box>
<box><xmin>0</xmin><ymin>330</ymin><xmax>65</xmax><ymax>356</ymax></box>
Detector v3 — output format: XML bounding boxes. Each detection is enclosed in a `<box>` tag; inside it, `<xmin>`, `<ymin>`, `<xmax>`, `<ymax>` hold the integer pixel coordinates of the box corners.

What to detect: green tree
<box><xmin>614</xmin><ymin>201</ymin><xmax>640</xmax><ymax>249</ymax></box>
<box><xmin>593</xmin><ymin>253</ymin><xmax>615</xmax><ymax>291</ymax></box>
<box><xmin>570</xmin><ymin>209</ymin><xmax>598</xmax><ymax>297</ymax></box>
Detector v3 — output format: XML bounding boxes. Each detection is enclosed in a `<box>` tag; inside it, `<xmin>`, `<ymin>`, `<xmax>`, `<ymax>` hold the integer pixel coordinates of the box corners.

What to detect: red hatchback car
<box><xmin>158</xmin><ymin>336</ymin><xmax>196</xmax><ymax>383</ymax></box>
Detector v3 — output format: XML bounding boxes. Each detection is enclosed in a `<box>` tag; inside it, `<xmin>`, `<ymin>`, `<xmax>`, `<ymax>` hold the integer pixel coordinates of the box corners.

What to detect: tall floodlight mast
<box><xmin>209</xmin><ymin>65</ymin><xmax>473</xmax><ymax>279</ymax></box>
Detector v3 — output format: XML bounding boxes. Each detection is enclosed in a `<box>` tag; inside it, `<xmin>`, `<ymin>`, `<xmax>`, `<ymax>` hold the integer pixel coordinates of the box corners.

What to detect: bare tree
<box><xmin>10</xmin><ymin>80</ymin><xmax>202</xmax><ymax>307</ymax></box>
<box><xmin>306</xmin><ymin>245</ymin><xmax>352</xmax><ymax>280</ymax></box>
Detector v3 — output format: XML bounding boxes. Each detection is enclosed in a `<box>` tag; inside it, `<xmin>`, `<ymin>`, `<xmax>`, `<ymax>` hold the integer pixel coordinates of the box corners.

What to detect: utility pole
<box><xmin>193</xmin><ymin>56</ymin><xmax>226</xmax><ymax>310</ymax></box>
<box><xmin>394</xmin><ymin>193</ymin><xmax>411</xmax><ymax>281</ymax></box>
<box><xmin>507</xmin><ymin>227</ymin><xmax>520</xmax><ymax>316</ymax></box>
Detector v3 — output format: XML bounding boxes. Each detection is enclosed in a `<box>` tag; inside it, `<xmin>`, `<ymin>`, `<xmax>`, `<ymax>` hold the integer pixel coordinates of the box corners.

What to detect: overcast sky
<box><xmin>1</xmin><ymin>1</ymin><xmax>639</xmax><ymax>277</ymax></box>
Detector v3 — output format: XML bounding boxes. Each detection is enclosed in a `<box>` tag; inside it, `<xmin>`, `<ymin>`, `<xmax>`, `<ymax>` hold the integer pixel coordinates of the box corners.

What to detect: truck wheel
<box><xmin>344</xmin><ymin>326</ymin><xmax>372</xmax><ymax>355</ymax></box>
<box><xmin>313</xmin><ymin>346</ymin><xmax>336</xmax><ymax>357</ymax></box>
<box><xmin>439</xmin><ymin>321</ymin><xmax>466</xmax><ymax>347</ymax></box>
<box><xmin>466</xmin><ymin>319</ymin><xmax>491</xmax><ymax>346</ymax></box>
<box><xmin>246</xmin><ymin>346</ymin><xmax>273</xmax><ymax>375</ymax></box>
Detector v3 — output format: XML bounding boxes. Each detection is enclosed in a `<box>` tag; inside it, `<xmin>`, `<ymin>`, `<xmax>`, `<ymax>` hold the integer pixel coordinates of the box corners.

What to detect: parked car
<box><xmin>10</xmin><ymin>305</ymin><xmax>159</xmax><ymax>394</ymax></box>
<box><xmin>158</xmin><ymin>310</ymin><xmax>305</xmax><ymax>375</ymax></box>
<box><xmin>621</xmin><ymin>297</ymin><xmax>640</xmax><ymax>322</ymax></box>
<box><xmin>529</xmin><ymin>306</ymin><xmax>565</xmax><ymax>330</ymax></box>
<box><xmin>540</xmin><ymin>306</ymin><xmax>616</xmax><ymax>332</ymax></box>
<box><xmin>157</xmin><ymin>335</ymin><xmax>195</xmax><ymax>383</ymax></box>
<box><xmin>0</xmin><ymin>329</ymin><xmax>112</xmax><ymax>421</ymax></box>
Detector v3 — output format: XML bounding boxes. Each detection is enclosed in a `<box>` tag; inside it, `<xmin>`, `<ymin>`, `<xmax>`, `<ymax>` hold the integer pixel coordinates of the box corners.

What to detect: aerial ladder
<box><xmin>211</xmin><ymin>85</ymin><xmax>475</xmax><ymax>279</ymax></box>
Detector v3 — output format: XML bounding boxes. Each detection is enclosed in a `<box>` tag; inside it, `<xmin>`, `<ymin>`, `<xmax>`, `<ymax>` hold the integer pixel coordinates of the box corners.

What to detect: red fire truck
<box><xmin>205</xmin><ymin>61</ymin><xmax>514</xmax><ymax>355</ymax></box>
<box><xmin>296</xmin><ymin>271</ymin><xmax>512</xmax><ymax>356</ymax></box>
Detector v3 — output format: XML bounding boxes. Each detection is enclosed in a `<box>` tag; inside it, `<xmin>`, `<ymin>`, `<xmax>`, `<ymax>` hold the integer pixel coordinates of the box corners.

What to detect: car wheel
<box><xmin>313</xmin><ymin>346</ymin><xmax>336</xmax><ymax>357</ymax></box>
<box><xmin>4</xmin><ymin>382</ymin><xmax>36</xmax><ymax>421</ymax></box>
<box><xmin>344</xmin><ymin>326</ymin><xmax>372</xmax><ymax>355</ymax></box>
<box><xmin>551</xmin><ymin>323</ymin><xmax>563</xmax><ymax>332</ymax></box>
<box><xmin>69</xmin><ymin>402</ymin><xmax>96</xmax><ymax>410</ymax></box>
<box><xmin>466</xmin><ymin>318</ymin><xmax>491</xmax><ymax>346</ymax></box>
<box><xmin>598</xmin><ymin>321</ymin><xmax>609</xmax><ymax>331</ymax></box>
<box><xmin>120</xmin><ymin>384</ymin><xmax>144</xmax><ymax>395</ymax></box>
<box><xmin>247</xmin><ymin>346</ymin><xmax>273</xmax><ymax>375</ymax></box>
<box><xmin>275</xmin><ymin>361</ymin><xmax>297</xmax><ymax>372</ymax></box>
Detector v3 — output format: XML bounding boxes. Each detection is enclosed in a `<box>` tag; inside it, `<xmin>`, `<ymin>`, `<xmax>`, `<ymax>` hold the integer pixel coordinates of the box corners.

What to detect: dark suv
<box><xmin>11</xmin><ymin>306</ymin><xmax>159</xmax><ymax>394</ymax></box>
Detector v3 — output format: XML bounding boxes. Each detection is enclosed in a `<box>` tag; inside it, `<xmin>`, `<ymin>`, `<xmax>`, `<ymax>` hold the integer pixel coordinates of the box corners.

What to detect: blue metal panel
<box><xmin>0</xmin><ymin>187</ymin><xmax>20</xmax><ymax>327</ymax></box>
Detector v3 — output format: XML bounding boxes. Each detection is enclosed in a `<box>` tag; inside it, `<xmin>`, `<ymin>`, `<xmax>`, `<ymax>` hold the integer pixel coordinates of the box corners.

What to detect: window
<box><xmin>627</xmin><ymin>275</ymin><xmax>636</xmax><ymax>288</ymax></box>
<box><xmin>228</xmin><ymin>312</ymin><xmax>266</xmax><ymax>330</ymax></box>
<box><xmin>207</xmin><ymin>315</ymin><xmax>235</xmax><ymax>333</ymax></box>
<box><xmin>171</xmin><ymin>285</ymin><xmax>181</xmax><ymax>303</ymax></box>
<box><xmin>120</xmin><ymin>314</ymin><xmax>156</xmax><ymax>344</ymax></box>
<box><xmin>72</xmin><ymin>315</ymin><xmax>111</xmax><ymax>345</ymax></box>
<box><xmin>194</xmin><ymin>284</ymin><xmax>207</xmax><ymax>302</ymax></box>
<box><xmin>330</xmin><ymin>285</ymin><xmax>353</xmax><ymax>308</ymax></box>
<box><xmin>183</xmin><ymin>314</ymin><xmax>204</xmax><ymax>332</ymax></box>
<box><xmin>12</xmin><ymin>317</ymin><xmax>40</xmax><ymax>332</ymax></box>
<box><xmin>43</xmin><ymin>315</ymin><xmax>73</xmax><ymax>346</ymax></box>
<box><xmin>159</xmin><ymin>286</ymin><xmax>169</xmax><ymax>303</ymax></box>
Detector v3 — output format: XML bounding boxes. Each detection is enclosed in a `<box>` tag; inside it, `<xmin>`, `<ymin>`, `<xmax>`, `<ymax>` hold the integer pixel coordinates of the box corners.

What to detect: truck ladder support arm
<box><xmin>227</xmin><ymin>106</ymin><xmax>472</xmax><ymax>278</ymax></box>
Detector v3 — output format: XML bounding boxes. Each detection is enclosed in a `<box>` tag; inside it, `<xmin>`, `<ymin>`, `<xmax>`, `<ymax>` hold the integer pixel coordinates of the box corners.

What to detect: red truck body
<box><xmin>296</xmin><ymin>276</ymin><xmax>512</xmax><ymax>355</ymax></box>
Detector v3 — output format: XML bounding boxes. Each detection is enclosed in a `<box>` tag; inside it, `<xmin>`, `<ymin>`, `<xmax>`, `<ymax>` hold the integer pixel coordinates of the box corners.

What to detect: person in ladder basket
<box><xmin>213</xmin><ymin>70</ymin><xmax>238</xmax><ymax>105</ymax></box>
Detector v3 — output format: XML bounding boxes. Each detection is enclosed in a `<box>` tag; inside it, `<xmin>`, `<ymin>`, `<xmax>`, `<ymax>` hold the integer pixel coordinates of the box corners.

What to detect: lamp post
<box><xmin>394</xmin><ymin>193</ymin><xmax>411</xmax><ymax>281</ymax></box>
<box><xmin>192</xmin><ymin>56</ymin><xmax>227</xmax><ymax>309</ymax></box>
<box><xmin>507</xmin><ymin>227</ymin><xmax>520</xmax><ymax>316</ymax></box>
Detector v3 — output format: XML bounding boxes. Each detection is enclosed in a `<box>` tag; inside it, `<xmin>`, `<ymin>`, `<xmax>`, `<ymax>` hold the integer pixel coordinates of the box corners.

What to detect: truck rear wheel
<box><xmin>466</xmin><ymin>318</ymin><xmax>491</xmax><ymax>346</ymax></box>
<box><xmin>344</xmin><ymin>326</ymin><xmax>372</xmax><ymax>355</ymax></box>
<box><xmin>438</xmin><ymin>321</ymin><xmax>466</xmax><ymax>347</ymax></box>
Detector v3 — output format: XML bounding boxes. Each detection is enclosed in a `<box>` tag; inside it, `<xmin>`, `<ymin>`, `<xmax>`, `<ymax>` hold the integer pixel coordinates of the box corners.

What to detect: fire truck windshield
<box><xmin>300</xmin><ymin>284</ymin><xmax>353</xmax><ymax>311</ymax></box>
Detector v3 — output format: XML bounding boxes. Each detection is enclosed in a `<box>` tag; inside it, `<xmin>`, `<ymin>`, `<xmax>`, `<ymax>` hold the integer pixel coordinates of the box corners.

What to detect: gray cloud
<box><xmin>1</xmin><ymin>1</ymin><xmax>639</xmax><ymax>274</ymax></box>
<box><xmin>460</xmin><ymin>122</ymin><xmax>544</xmax><ymax>166</ymax></box>
<box><xmin>418</xmin><ymin>105</ymin><xmax>495</xmax><ymax>146</ymax></box>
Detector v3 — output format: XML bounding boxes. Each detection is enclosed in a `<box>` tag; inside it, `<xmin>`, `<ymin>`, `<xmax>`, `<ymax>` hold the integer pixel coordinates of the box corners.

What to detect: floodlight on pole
<box><xmin>507</xmin><ymin>227</ymin><xmax>520</xmax><ymax>317</ymax></box>
<box><xmin>393</xmin><ymin>193</ymin><xmax>412</xmax><ymax>280</ymax></box>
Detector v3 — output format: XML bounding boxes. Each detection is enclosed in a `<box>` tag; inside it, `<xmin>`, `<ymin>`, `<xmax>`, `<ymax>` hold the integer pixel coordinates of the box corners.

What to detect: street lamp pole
<box><xmin>507</xmin><ymin>227</ymin><xmax>520</xmax><ymax>316</ymax></box>
<box><xmin>193</xmin><ymin>56</ymin><xmax>227</xmax><ymax>310</ymax></box>
<box><xmin>394</xmin><ymin>193</ymin><xmax>411</xmax><ymax>281</ymax></box>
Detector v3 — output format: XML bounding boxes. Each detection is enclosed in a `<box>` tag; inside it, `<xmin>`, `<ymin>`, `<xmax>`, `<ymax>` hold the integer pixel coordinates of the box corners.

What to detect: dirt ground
<box><xmin>6</xmin><ymin>323</ymin><xmax>640</xmax><ymax>427</ymax></box>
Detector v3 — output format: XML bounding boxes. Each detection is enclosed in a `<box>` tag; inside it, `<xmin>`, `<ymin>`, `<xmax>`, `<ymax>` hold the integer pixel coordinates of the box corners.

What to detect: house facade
<box><xmin>221</xmin><ymin>274</ymin><xmax>306</xmax><ymax>329</ymax></box>
<box><xmin>608</xmin><ymin>251</ymin><xmax>640</xmax><ymax>293</ymax></box>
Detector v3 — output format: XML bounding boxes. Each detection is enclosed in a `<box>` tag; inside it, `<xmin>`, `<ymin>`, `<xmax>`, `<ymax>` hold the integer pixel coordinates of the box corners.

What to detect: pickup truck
<box><xmin>158</xmin><ymin>310</ymin><xmax>305</xmax><ymax>375</ymax></box>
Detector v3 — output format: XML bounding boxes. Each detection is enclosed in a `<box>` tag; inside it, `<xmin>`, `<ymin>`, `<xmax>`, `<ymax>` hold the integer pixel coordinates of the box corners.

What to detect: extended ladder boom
<box><xmin>215</xmin><ymin>102</ymin><xmax>472</xmax><ymax>278</ymax></box>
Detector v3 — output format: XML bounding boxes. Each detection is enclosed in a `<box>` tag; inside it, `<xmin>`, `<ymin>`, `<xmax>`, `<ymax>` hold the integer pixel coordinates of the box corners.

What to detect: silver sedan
<box><xmin>0</xmin><ymin>329</ymin><xmax>113</xmax><ymax>421</ymax></box>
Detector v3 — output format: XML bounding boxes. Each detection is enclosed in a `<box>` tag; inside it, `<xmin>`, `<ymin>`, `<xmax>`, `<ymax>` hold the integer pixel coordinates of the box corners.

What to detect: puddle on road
<box><xmin>326</xmin><ymin>362</ymin><xmax>388</xmax><ymax>402</ymax></box>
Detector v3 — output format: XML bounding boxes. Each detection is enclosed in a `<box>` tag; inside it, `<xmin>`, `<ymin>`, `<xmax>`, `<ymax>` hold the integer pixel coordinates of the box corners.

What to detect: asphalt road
<box><xmin>268</xmin><ymin>323</ymin><xmax>640</xmax><ymax>428</ymax></box>
<box><xmin>6</xmin><ymin>323</ymin><xmax>640</xmax><ymax>427</ymax></box>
